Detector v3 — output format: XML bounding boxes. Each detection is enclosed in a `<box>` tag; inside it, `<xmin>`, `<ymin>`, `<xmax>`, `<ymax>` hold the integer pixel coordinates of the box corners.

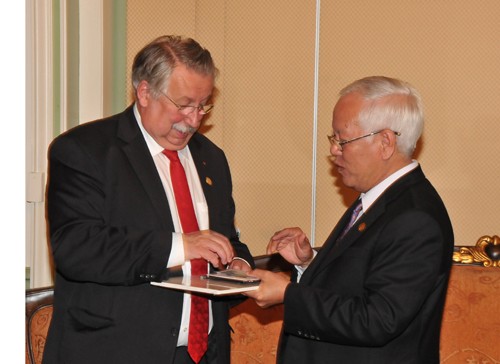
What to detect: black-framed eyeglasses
<box><xmin>160</xmin><ymin>91</ymin><xmax>214</xmax><ymax>115</ymax></box>
<box><xmin>327</xmin><ymin>130</ymin><xmax>401</xmax><ymax>151</ymax></box>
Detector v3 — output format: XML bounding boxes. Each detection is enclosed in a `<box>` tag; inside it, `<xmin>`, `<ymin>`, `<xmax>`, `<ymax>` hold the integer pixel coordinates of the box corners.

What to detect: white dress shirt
<box><xmin>134</xmin><ymin>104</ymin><xmax>213</xmax><ymax>346</ymax></box>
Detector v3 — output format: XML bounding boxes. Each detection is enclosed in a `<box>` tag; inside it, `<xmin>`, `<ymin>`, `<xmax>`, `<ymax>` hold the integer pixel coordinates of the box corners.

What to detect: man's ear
<box><xmin>136</xmin><ymin>80</ymin><xmax>151</xmax><ymax>107</ymax></box>
<box><xmin>380</xmin><ymin>129</ymin><xmax>397</xmax><ymax>160</ymax></box>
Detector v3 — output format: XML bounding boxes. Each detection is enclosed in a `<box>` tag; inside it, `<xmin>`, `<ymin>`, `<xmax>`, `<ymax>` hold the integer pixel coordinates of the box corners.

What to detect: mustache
<box><xmin>173</xmin><ymin>123</ymin><xmax>197</xmax><ymax>134</ymax></box>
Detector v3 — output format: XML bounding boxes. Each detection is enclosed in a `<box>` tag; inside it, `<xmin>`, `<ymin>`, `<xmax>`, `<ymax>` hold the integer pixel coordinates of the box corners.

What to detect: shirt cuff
<box><xmin>226</xmin><ymin>256</ymin><xmax>252</xmax><ymax>269</ymax></box>
<box><xmin>166</xmin><ymin>232</ymin><xmax>185</xmax><ymax>268</ymax></box>
<box><xmin>294</xmin><ymin>249</ymin><xmax>318</xmax><ymax>282</ymax></box>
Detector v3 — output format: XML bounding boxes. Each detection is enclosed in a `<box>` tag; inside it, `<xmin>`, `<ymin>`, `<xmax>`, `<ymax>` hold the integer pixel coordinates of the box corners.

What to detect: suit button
<box><xmin>139</xmin><ymin>274</ymin><xmax>145</xmax><ymax>278</ymax></box>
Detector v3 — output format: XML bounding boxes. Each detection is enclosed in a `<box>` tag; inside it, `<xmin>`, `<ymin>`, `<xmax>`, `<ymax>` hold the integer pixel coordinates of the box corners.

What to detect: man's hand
<box><xmin>267</xmin><ymin>227</ymin><xmax>314</xmax><ymax>267</ymax></box>
<box><xmin>183</xmin><ymin>230</ymin><xmax>234</xmax><ymax>268</ymax></box>
<box><xmin>243</xmin><ymin>269</ymin><xmax>290</xmax><ymax>308</ymax></box>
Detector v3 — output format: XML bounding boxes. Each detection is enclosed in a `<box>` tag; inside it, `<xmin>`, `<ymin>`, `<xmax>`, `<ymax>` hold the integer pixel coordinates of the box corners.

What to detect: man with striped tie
<box><xmin>246</xmin><ymin>76</ymin><xmax>454</xmax><ymax>364</ymax></box>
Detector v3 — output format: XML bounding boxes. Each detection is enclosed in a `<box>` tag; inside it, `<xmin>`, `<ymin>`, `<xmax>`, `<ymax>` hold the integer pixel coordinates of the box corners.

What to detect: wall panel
<box><xmin>316</xmin><ymin>0</ymin><xmax>500</xmax><ymax>246</ymax></box>
<box><xmin>127</xmin><ymin>0</ymin><xmax>317</xmax><ymax>254</ymax></box>
<box><xmin>127</xmin><ymin>0</ymin><xmax>499</xmax><ymax>254</ymax></box>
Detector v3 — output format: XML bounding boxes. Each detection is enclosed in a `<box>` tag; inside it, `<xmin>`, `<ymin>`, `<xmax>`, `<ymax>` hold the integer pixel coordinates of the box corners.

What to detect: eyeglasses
<box><xmin>160</xmin><ymin>92</ymin><xmax>214</xmax><ymax>115</ymax></box>
<box><xmin>327</xmin><ymin>130</ymin><xmax>401</xmax><ymax>151</ymax></box>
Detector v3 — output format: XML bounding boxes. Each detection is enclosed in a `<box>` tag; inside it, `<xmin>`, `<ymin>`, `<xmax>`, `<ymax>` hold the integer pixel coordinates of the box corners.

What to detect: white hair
<box><xmin>340</xmin><ymin>76</ymin><xmax>424</xmax><ymax>156</ymax></box>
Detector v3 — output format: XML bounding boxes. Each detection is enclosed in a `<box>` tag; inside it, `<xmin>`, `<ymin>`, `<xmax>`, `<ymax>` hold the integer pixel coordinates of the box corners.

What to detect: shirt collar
<box><xmin>361</xmin><ymin>160</ymin><xmax>419</xmax><ymax>211</ymax></box>
<box><xmin>133</xmin><ymin>103</ymin><xmax>189</xmax><ymax>157</ymax></box>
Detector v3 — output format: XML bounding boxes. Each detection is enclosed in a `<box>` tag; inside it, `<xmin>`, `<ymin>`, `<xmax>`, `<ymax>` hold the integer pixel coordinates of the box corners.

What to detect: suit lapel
<box><xmin>301</xmin><ymin>166</ymin><xmax>426</xmax><ymax>283</ymax></box>
<box><xmin>117</xmin><ymin>107</ymin><xmax>173</xmax><ymax>229</ymax></box>
<box><xmin>301</xmin><ymin>200</ymin><xmax>367</xmax><ymax>282</ymax></box>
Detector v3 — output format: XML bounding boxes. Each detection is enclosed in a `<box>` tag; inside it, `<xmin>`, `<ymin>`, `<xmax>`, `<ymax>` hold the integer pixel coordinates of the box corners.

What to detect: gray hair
<box><xmin>340</xmin><ymin>76</ymin><xmax>424</xmax><ymax>156</ymax></box>
<box><xmin>131</xmin><ymin>35</ymin><xmax>218</xmax><ymax>98</ymax></box>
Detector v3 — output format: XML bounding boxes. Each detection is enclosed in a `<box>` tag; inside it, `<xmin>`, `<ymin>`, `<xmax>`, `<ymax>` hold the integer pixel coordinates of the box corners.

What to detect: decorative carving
<box><xmin>441</xmin><ymin>348</ymin><xmax>500</xmax><ymax>363</ymax></box>
<box><xmin>28</xmin><ymin>306</ymin><xmax>52</xmax><ymax>364</ymax></box>
<box><xmin>453</xmin><ymin>235</ymin><xmax>500</xmax><ymax>267</ymax></box>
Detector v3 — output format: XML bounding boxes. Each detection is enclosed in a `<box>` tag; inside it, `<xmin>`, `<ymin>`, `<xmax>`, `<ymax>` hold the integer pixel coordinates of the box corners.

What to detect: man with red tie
<box><xmin>44</xmin><ymin>35</ymin><xmax>253</xmax><ymax>364</ymax></box>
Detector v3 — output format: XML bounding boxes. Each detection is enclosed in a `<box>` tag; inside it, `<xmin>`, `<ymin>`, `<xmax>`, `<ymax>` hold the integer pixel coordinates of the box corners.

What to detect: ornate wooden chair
<box><xmin>26</xmin><ymin>286</ymin><xmax>54</xmax><ymax>364</ymax></box>
<box><xmin>26</xmin><ymin>237</ymin><xmax>500</xmax><ymax>364</ymax></box>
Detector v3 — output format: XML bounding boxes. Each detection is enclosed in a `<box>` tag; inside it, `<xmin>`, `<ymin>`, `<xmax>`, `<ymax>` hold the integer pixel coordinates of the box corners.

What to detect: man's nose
<box><xmin>185</xmin><ymin>110</ymin><xmax>203</xmax><ymax>127</ymax></box>
<box><xmin>330</xmin><ymin>143</ymin><xmax>342</xmax><ymax>156</ymax></box>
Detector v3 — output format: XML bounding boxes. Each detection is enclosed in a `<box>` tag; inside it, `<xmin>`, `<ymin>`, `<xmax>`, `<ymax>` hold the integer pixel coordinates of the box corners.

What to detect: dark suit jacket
<box><xmin>43</xmin><ymin>106</ymin><xmax>253</xmax><ymax>364</ymax></box>
<box><xmin>279</xmin><ymin>166</ymin><xmax>454</xmax><ymax>364</ymax></box>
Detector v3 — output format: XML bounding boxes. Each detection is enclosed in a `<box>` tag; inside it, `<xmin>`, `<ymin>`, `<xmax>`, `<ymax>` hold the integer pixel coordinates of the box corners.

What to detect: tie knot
<box><xmin>337</xmin><ymin>199</ymin><xmax>363</xmax><ymax>241</ymax></box>
<box><xmin>163</xmin><ymin>149</ymin><xmax>179</xmax><ymax>162</ymax></box>
<box><xmin>353</xmin><ymin>200</ymin><xmax>363</xmax><ymax>215</ymax></box>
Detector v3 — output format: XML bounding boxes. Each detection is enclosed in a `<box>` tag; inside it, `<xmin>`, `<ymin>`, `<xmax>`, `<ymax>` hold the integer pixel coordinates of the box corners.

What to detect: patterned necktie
<box><xmin>163</xmin><ymin>150</ymin><xmax>208</xmax><ymax>364</ymax></box>
<box><xmin>338</xmin><ymin>199</ymin><xmax>363</xmax><ymax>240</ymax></box>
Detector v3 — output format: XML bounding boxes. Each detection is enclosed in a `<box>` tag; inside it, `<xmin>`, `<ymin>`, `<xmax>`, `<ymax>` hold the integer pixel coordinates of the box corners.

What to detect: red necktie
<box><xmin>163</xmin><ymin>150</ymin><xmax>208</xmax><ymax>363</ymax></box>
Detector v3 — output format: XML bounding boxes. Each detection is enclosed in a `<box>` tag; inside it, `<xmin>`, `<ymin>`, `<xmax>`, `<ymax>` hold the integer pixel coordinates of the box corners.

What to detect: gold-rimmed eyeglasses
<box><xmin>327</xmin><ymin>130</ymin><xmax>401</xmax><ymax>151</ymax></box>
<box><xmin>160</xmin><ymin>91</ymin><xmax>214</xmax><ymax>115</ymax></box>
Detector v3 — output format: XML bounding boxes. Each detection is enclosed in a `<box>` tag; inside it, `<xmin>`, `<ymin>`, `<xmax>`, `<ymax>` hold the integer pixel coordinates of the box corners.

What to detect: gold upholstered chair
<box><xmin>440</xmin><ymin>235</ymin><xmax>500</xmax><ymax>363</ymax></box>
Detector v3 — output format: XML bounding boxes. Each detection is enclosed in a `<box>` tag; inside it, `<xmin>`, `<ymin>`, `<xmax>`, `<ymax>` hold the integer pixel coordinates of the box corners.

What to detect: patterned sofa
<box><xmin>27</xmin><ymin>236</ymin><xmax>500</xmax><ymax>364</ymax></box>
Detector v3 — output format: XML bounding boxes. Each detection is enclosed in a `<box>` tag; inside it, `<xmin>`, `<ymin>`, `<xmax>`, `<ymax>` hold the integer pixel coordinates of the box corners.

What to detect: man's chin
<box><xmin>340</xmin><ymin>175</ymin><xmax>355</xmax><ymax>189</ymax></box>
<box><xmin>167</xmin><ymin>135</ymin><xmax>193</xmax><ymax>150</ymax></box>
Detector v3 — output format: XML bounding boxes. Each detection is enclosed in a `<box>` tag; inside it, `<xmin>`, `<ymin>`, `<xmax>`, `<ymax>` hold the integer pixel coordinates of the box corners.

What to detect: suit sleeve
<box><xmin>283</xmin><ymin>210</ymin><xmax>446</xmax><ymax>346</ymax></box>
<box><xmin>223</xmin><ymin>157</ymin><xmax>253</xmax><ymax>266</ymax></box>
<box><xmin>47</xmin><ymin>134</ymin><xmax>172</xmax><ymax>286</ymax></box>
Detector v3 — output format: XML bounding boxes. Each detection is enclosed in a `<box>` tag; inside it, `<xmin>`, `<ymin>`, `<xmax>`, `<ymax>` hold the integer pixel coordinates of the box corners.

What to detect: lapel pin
<box><xmin>205</xmin><ymin>177</ymin><xmax>213</xmax><ymax>186</ymax></box>
<box><xmin>358</xmin><ymin>223</ymin><xmax>366</xmax><ymax>232</ymax></box>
